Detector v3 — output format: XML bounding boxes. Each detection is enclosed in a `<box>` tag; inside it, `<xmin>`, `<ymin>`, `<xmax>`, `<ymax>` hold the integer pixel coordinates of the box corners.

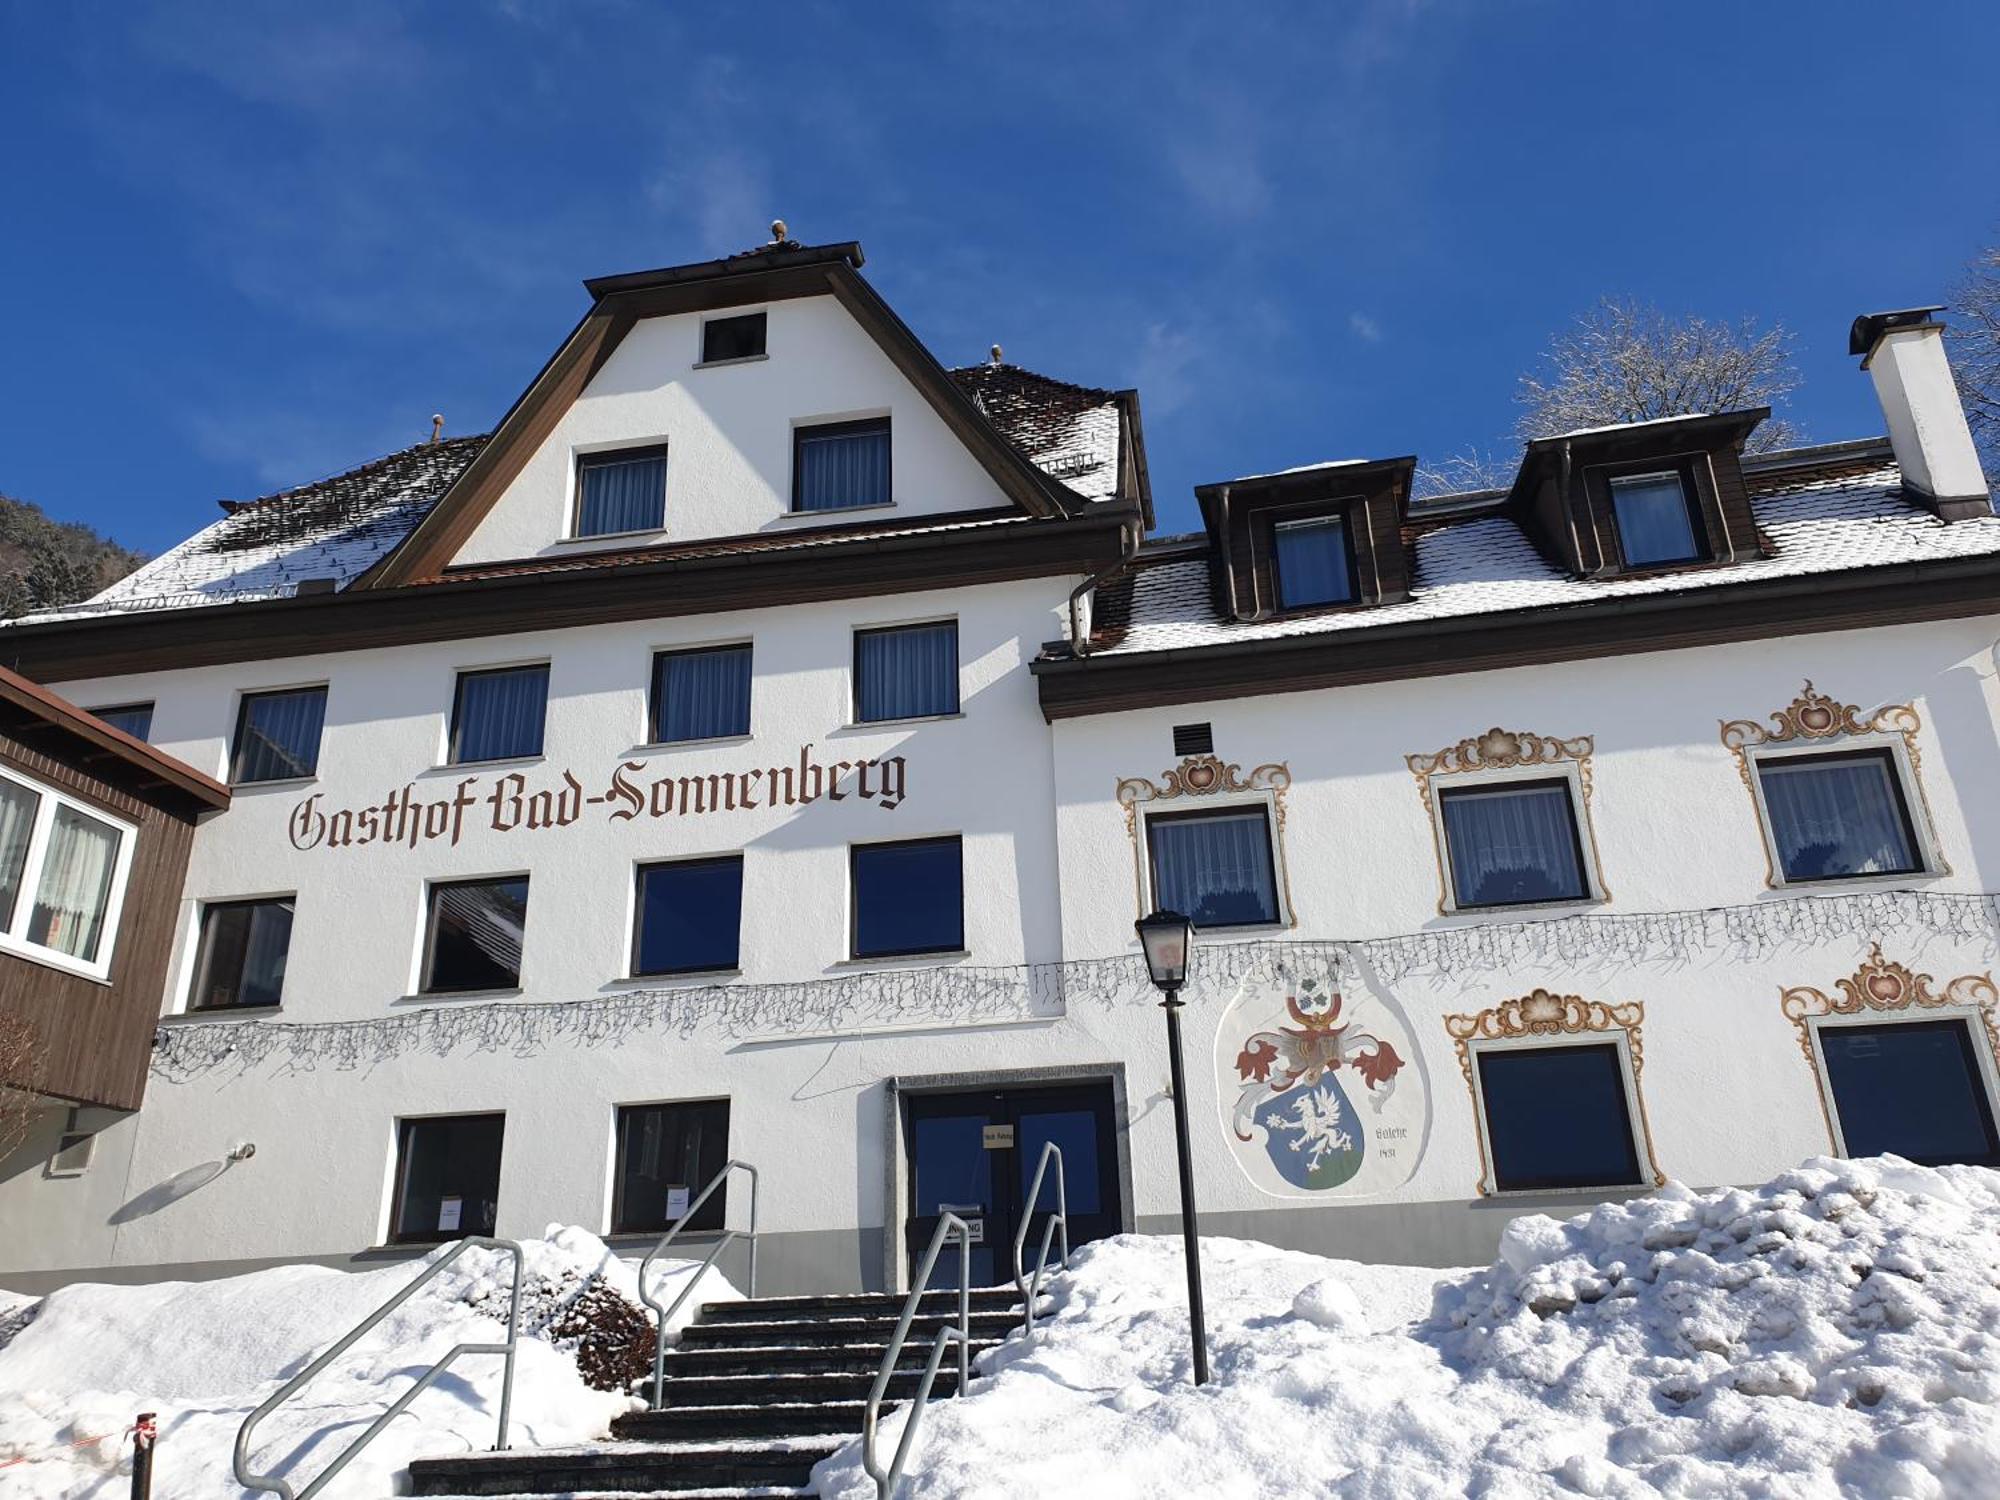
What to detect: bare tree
<box><xmin>1948</xmin><ymin>242</ymin><xmax>2000</xmax><ymax>479</ymax></box>
<box><xmin>1412</xmin><ymin>447</ymin><xmax>1516</xmax><ymax>502</ymax></box>
<box><xmin>1516</xmin><ymin>298</ymin><xmax>1802</xmax><ymax>452</ymax></box>
<box><xmin>0</xmin><ymin>1014</ymin><xmax>48</xmax><ymax>1163</ymax></box>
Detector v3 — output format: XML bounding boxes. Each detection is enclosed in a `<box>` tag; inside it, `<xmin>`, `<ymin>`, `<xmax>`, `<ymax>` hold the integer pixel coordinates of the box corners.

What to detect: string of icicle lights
<box><xmin>151</xmin><ymin>887</ymin><xmax>2000</xmax><ymax>1080</ymax></box>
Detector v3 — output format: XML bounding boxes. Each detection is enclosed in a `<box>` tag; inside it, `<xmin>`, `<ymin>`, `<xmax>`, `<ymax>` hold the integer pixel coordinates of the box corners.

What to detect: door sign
<box><xmin>981</xmin><ymin>1124</ymin><xmax>1015</xmax><ymax>1150</ymax></box>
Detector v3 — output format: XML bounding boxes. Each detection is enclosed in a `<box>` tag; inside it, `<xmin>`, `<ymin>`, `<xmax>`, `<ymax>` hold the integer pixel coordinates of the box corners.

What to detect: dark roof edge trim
<box><xmin>0</xmin><ymin>667</ymin><xmax>229</xmax><ymax>810</ymax></box>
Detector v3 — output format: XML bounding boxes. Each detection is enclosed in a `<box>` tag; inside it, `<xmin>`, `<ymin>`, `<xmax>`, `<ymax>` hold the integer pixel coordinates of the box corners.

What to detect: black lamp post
<box><xmin>1135</xmin><ymin>908</ymin><xmax>1210</xmax><ymax>1387</ymax></box>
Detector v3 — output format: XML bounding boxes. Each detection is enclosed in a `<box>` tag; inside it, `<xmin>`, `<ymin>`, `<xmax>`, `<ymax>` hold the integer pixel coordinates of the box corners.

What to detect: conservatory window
<box><xmin>0</xmin><ymin>768</ymin><xmax>133</xmax><ymax>979</ymax></box>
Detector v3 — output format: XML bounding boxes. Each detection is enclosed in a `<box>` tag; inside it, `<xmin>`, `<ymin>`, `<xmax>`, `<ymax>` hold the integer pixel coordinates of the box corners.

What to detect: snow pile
<box><xmin>0</xmin><ymin>1227</ymin><xmax>733</xmax><ymax>1499</ymax></box>
<box><xmin>816</xmin><ymin>1157</ymin><xmax>2000</xmax><ymax>1498</ymax></box>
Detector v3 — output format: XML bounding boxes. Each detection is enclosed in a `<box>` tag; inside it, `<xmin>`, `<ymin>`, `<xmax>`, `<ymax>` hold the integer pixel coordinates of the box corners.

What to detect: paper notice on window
<box><xmin>665</xmin><ymin>1185</ymin><xmax>691</xmax><ymax>1221</ymax></box>
<box><xmin>438</xmin><ymin>1196</ymin><xmax>463</xmax><ymax>1232</ymax></box>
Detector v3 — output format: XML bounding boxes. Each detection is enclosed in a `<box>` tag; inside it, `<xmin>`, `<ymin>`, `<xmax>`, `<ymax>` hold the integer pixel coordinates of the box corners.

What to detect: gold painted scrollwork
<box><xmin>1114</xmin><ymin>754</ymin><xmax>1293</xmax><ymax>924</ymax></box>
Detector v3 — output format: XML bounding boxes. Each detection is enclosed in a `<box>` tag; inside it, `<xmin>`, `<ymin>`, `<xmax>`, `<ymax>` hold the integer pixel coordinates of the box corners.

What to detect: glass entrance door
<box><xmin>904</xmin><ymin>1080</ymin><xmax>1121</xmax><ymax>1288</ymax></box>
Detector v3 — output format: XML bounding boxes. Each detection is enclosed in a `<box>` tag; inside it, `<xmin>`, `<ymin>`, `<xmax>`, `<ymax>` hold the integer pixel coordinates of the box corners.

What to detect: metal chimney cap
<box><xmin>1849</xmin><ymin>306</ymin><xmax>1946</xmax><ymax>359</ymax></box>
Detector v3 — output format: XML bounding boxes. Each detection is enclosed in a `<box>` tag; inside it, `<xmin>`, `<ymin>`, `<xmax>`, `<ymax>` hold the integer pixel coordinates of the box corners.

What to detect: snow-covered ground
<box><xmin>817</xmin><ymin>1157</ymin><xmax>2000</xmax><ymax>1498</ymax></box>
<box><xmin>0</xmin><ymin>1227</ymin><xmax>732</xmax><ymax>1499</ymax></box>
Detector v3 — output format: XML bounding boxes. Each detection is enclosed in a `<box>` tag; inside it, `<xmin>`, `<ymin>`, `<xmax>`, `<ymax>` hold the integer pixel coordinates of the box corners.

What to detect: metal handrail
<box><xmin>863</xmin><ymin>1213</ymin><xmax>973</xmax><ymax>1500</ymax></box>
<box><xmin>1012</xmin><ymin>1142</ymin><xmax>1070</xmax><ymax>1333</ymax></box>
<box><xmin>639</xmin><ymin>1158</ymin><xmax>759</xmax><ymax>1409</ymax></box>
<box><xmin>233</xmin><ymin>1236</ymin><xmax>523</xmax><ymax>1500</ymax></box>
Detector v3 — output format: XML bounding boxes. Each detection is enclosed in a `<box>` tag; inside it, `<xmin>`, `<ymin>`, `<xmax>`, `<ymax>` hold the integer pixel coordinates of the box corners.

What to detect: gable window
<box><xmin>231</xmin><ymin>686</ymin><xmax>327</xmax><ymax>784</ymax></box>
<box><xmin>1607</xmin><ymin>471</ymin><xmax>1703</xmax><ymax>568</ymax></box>
<box><xmin>1755</xmin><ymin>749</ymin><xmax>1922</xmax><ymax>883</ymax></box>
<box><xmin>190</xmin><ymin>898</ymin><xmax>294</xmax><ymax>1011</ymax></box>
<box><xmin>1145</xmin><ymin>806</ymin><xmax>1280</xmax><ymax>928</ymax></box>
<box><xmin>651</xmin><ymin>644</ymin><xmax>752</xmax><ymax>744</ymax></box>
<box><xmin>854</xmin><ymin>621</ymin><xmax>957</xmax><ymax>723</ymax></box>
<box><xmin>89</xmin><ymin>704</ymin><xmax>153</xmax><ymax>742</ymax></box>
<box><xmin>1437</xmin><ymin>780</ymin><xmax>1590</xmax><ymax>909</ymax></box>
<box><xmin>612</xmin><ymin>1099</ymin><xmax>731</xmax><ymax>1234</ymax></box>
<box><xmin>701</xmin><ymin>312</ymin><xmax>767</xmax><ymax>365</ymax></box>
<box><xmin>633</xmin><ymin>855</ymin><xmax>743</xmax><ymax>976</ymax></box>
<box><xmin>1817</xmin><ymin>1019</ymin><xmax>2000</xmax><ymax>1169</ymax></box>
<box><xmin>421</xmin><ymin>876</ymin><xmax>528</xmax><ymax>994</ymax></box>
<box><xmin>391</xmin><ymin>1113</ymin><xmax>504</xmax><ymax>1244</ymax></box>
<box><xmin>851</xmin><ymin>836</ymin><xmax>963</xmax><ymax>959</ymax></box>
<box><xmin>450</xmin><ymin>664</ymin><xmax>549</xmax><ymax>765</ymax></box>
<box><xmin>1474</xmin><ymin>1042</ymin><xmax>1645</xmax><ymax>1191</ymax></box>
<box><xmin>794</xmin><ymin>418</ymin><xmax>891</xmax><ymax>512</ymax></box>
<box><xmin>1271</xmin><ymin>515</ymin><xmax>1355</xmax><ymax>610</ymax></box>
<box><xmin>0</xmin><ymin>769</ymin><xmax>134</xmax><ymax>978</ymax></box>
<box><xmin>575</xmin><ymin>445</ymin><xmax>669</xmax><ymax>538</ymax></box>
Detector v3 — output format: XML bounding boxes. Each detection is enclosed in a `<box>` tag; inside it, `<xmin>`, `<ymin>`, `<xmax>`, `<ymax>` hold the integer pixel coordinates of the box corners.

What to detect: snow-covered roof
<box><xmin>949</xmin><ymin>362</ymin><xmax>1125</xmax><ymax>505</ymax></box>
<box><xmin>1087</xmin><ymin>461</ymin><xmax>2000</xmax><ymax>656</ymax></box>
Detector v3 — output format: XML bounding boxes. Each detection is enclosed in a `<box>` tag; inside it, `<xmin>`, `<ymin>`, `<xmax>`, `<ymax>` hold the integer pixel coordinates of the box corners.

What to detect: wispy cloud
<box><xmin>1350</xmin><ymin>312</ymin><xmax>1384</xmax><ymax>343</ymax></box>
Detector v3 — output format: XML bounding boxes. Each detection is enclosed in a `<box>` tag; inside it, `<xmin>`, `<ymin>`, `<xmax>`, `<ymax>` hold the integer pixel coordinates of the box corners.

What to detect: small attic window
<box><xmin>1607</xmin><ymin>471</ymin><xmax>1704</xmax><ymax>568</ymax></box>
<box><xmin>1271</xmin><ymin>515</ymin><xmax>1356</xmax><ymax>610</ymax></box>
<box><xmin>701</xmin><ymin>312</ymin><xmax>767</xmax><ymax>365</ymax></box>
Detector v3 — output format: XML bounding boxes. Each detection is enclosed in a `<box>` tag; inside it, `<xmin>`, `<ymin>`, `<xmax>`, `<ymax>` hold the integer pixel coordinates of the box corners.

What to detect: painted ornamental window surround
<box><xmin>1720</xmin><ymin>681</ymin><xmax>1945</xmax><ymax>889</ymax></box>
<box><xmin>189</xmin><ymin>896</ymin><xmax>294</xmax><ymax>1011</ymax></box>
<box><xmin>1407</xmin><ymin>727</ymin><xmax>1607</xmax><ymax>916</ymax></box>
<box><xmin>390</xmin><ymin>1112</ymin><xmax>505</xmax><ymax>1245</ymax></box>
<box><xmin>87</xmin><ymin>703</ymin><xmax>153</xmax><ymax>742</ymax></box>
<box><xmin>794</xmin><ymin>417</ymin><xmax>892</xmax><ymax>512</ymax></box>
<box><xmin>850</xmin><ymin>835</ymin><xmax>964</xmax><ymax>960</ymax></box>
<box><xmin>611</xmin><ymin>1097</ymin><xmax>731</xmax><ymax>1235</ymax></box>
<box><xmin>632</xmin><ymin>855</ymin><xmax>743</xmax><ymax>977</ymax></box>
<box><xmin>449</xmin><ymin>663</ymin><xmax>550</xmax><ymax>765</ymax></box>
<box><xmin>1445</xmin><ymin>990</ymin><xmax>1665</xmax><ymax>1197</ymax></box>
<box><xmin>650</xmin><ymin>643</ymin><xmax>753</xmax><ymax>744</ymax></box>
<box><xmin>1781</xmin><ymin>945</ymin><xmax>2000</xmax><ymax>1169</ymax></box>
<box><xmin>420</xmin><ymin>875</ymin><xmax>529</xmax><ymax>995</ymax></box>
<box><xmin>1117</xmin><ymin>753</ymin><xmax>1295</xmax><ymax>931</ymax></box>
<box><xmin>0</xmin><ymin>762</ymin><xmax>136</xmax><ymax>982</ymax></box>
<box><xmin>853</xmin><ymin>619</ymin><xmax>958</xmax><ymax>724</ymax></box>
<box><xmin>231</xmin><ymin>684</ymin><xmax>327</xmax><ymax>785</ymax></box>
<box><xmin>572</xmin><ymin>443</ymin><xmax>669</xmax><ymax>539</ymax></box>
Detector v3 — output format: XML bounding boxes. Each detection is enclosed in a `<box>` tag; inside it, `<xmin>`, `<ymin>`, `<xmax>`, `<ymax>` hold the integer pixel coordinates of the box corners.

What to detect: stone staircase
<box><xmin>408</xmin><ymin>1286</ymin><xmax>1026</xmax><ymax>1497</ymax></box>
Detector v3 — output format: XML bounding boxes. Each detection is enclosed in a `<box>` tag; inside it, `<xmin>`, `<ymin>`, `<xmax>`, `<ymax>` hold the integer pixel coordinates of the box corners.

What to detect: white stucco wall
<box><xmin>451</xmin><ymin>295</ymin><xmax>1015</xmax><ymax>566</ymax></box>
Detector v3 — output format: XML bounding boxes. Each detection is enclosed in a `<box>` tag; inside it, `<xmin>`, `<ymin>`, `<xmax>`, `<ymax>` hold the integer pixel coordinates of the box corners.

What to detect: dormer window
<box><xmin>1271</xmin><ymin>515</ymin><xmax>1356</xmax><ymax>610</ymax></box>
<box><xmin>1607</xmin><ymin>471</ymin><xmax>1704</xmax><ymax>568</ymax></box>
<box><xmin>574</xmin><ymin>445</ymin><xmax>668</xmax><ymax>538</ymax></box>
<box><xmin>795</xmin><ymin>418</ymin><xmax>892</xmax><ymax>512</ymax></box>
<box><xmin>701</xmin><ymin>311</ymin><xmax>767</xmax><ymax>365</ymax></box>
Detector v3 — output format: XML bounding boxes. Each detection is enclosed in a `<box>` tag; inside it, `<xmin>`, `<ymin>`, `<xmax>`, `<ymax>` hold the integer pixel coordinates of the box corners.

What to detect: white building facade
<box><xmin>2</xmin><ymin>245</ymin><xmax>1996</xmax><ymax>1297</ymax></box>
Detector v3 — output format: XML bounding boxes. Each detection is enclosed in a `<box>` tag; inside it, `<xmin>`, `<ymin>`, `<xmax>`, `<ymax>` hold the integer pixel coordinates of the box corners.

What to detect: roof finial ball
<box><xmin>990</xmin><ymin>343</ymin><xmax>1004</xmax><ymax>366</ymax></box>
<box><xmin>770</xmin><ymin>218</ymin><xmax>788</xmax><ymax>244</ymax></box>
<box><xmin>429</xmin><ymin>413</ymin><xmax>444</xmax><ymax>446</ymax></box>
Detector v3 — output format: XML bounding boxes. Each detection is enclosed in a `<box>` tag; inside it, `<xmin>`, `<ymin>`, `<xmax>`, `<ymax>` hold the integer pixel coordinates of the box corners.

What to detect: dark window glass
<box><xmin>422</xmin><ymin>877</ymin><xmax>528</xmax><ymax>993</ymax></box>
<box><xmin>1821</xmin><ymin>1021</ymin><xmax>2000</xmax><ymax>1168</ymax></box>
<box><xmin>651</xmin><ymin>645</ymin><xmax>752</xmax><ymax>744</ymax></box>
<box><xmin>231</xmin><ymin>687</ymin><xmax>327</xmax><ymax>783</ymax></box>
<box><xmin>0</xmin><ymin>778</ymin><xmax>37</xmax><ymax>931</ymax></box>
<box><xmin>794</xmin><ymin>418</ymin><xmax>891</xmax><ymax>512</ymax></box>
<box><xmin>90</xmin><ymin>704</ymin><xmax>153</xmax><ymax>741</ymax></box>
<box><xmin>854</xmin><ymin>621</ymin><xmax>957</xmax><ymax>723</ymax></box>
<box><xmin>1439</xmin><ymin>779</ymin><xmax>1590</xmax><ymax>908</ymax></box>
<box><xmin>576</xmin><ymin>446</ymin><xmax>668</xmax><ymax>537</ymax></box>
<box><xmin>701</xmin><ymin>312</ymin><xmax>766</xmax><ymax>363</ymax></box>
<box><xmin>450</xmin><ymin>665</ymin><xmax>549</xmax><ymax>765</ymax></box>
<box><xmin>1272</xmin><ymin>516</ymin><xmax>1355</xmax><ymax>609</ymax></box>
<box><xmin>1147</xmin><ymin>807</ymin><xmax>1279</xmax><ymax>927</ymax></box>
<box><xmin>1477</xmin><ymin>1043</ymin><xmax>1642</xmax><ymax>1191</ymax></box>
<box><xmin>1757</xmin><ymin>749</ymin><xmax>1921</xmax><ymax>882</ymax></box>
<box><xmin>391</xmin><ymin>1113</ymin><xmax>504</xmax><ymax>1244</ymax></box>
<box><xmin>612</xmin><ymin>1099</ymin><xmax>731</xmax><ymax>1234</ymax></box>
<box><xmin>1608</xmin><ymin>472</ymin><xmax>1703</xmax><ymax>567</ymax></box>
<box><xmin>191</xmin><ymin>898</ymin><xmax>294</xmax><ymax>1011</ymax></box>
<box><xmin>634</xmin><ymin>856</ymin><xmax>743</xmax><ymax>976</ymax></box>
<box><xmin>852</xmin><ymin>837</ymin><xmax>963</xmax><ymax>959</ymax></box>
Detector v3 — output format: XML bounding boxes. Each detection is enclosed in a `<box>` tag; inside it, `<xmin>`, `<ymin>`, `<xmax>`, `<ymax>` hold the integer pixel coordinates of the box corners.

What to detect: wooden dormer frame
<box><xmin>1195</xmin><ymin>456</ymin><xmax>1417</xmax><ymax>622</ymax></box>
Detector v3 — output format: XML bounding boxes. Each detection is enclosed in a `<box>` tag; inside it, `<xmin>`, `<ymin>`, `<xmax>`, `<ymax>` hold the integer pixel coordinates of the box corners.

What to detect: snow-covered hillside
<box><xmin>0</xmin><ymin>1227</ymin><xmax>732</xmax><ymax>1499</ymax></box>
<box><xmin>816</xmin><ymin>1157</ymin><xmax>2000</xmax><ymax>1498</ymax></box>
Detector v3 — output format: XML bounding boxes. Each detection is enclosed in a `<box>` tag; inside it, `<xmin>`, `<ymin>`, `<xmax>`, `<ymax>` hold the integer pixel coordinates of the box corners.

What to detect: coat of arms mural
<box><xmin>1212</xmin><ymin>955</ymin><xmax>1429</xmax><ymax>1198</ymax></box>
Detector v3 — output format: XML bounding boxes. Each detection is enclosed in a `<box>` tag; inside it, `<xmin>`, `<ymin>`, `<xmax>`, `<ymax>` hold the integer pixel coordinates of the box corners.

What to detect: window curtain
<box><xmin>28</xmin><ymin>807</ymin><xmax>119</xmax><ymax>961</ymax></box>
<box><xmin>1609</xmin><ymin>475</ymin><xmax>1700</xmax><ymax>566</ymax></box>
<box><xmin>1150</xmin><ymin>811</ymin><xmax>1277</xmax><ymax>926</ymax></box>
<box><xmin>235</xmin><ymin>689</ymin><xmax>326</xmax><ymax>782</ymax></box>
<box><xmin>654</xmin><ymin>647</ymin><xmax>752</xmax><ymax>742</ymax></box>
<box><xmin>577</xmin><ymin>453</ymin><xmax>667</xmax><ymax>536</ymax></box>
<box><xmin>1273</xmin><ymin>517</ymin><xmax>1353</xmax><ymax>608</ymax></box>
<box><xmin>1441</xmin><ymin>783</ymin><xmax>1587</xmax><ymax>906</ymax></box>
<box><xmin>1760</xmin><ymin>756</ymin><xmax>1917</xmax><ymax>879</ymax></box>
<box><xmin>856</xmin><ymin>623</ymin><xmax>958</xmax><ymax>722</ymax></box>
<box><xmin>92</xmin><ymin>705</ymin><xmax>153</xmax><ymax>741</ymax></box>
<box><xmin>797</xmin><ymin>424</ymin><xmax>891</xmax><ymax>510</ymax></box>
<box><xmin>0</xmin><ymin>779</ymin><xmax>41</xmax><ymax>929</ymax></box>
<box><xmin>454</xmin><ymin>667</ymin><xmax>549</xmax><ymax>763</ymax></box>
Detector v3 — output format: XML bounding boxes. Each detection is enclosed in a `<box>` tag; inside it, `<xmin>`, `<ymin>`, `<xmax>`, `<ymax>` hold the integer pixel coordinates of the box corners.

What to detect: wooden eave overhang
<box><xmin>360</xmin><ymin>242</ymin><xmax>1082</xmax><ymax>589</ymax></box>
<box><xmin>1</xmin><ymin>507</ymin><xmax>1137</xmax><ymax>683</ymax></box>
<box><xmin>1031</xmin><ymin>549</ymin><xmax>2000</xmax><ymax>721</ymax></box>
<box><xmin>0</xmin><ymin>667</ymin><xmax>228</xmax><ymax>813</ymax></box>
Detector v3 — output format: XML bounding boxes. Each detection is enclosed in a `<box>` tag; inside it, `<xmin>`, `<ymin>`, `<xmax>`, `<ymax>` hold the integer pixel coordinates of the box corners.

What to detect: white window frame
<box><xmin>1429</xmin><ymin>759</ymin><xmax>1606</xmax><ymax>915</ymax></box>
<box><xmin>1136</xmin><ymin>793</ymin><xmax>1294</xmax><ymax>933</ymax></box>
<box><xmin>1467</xmin><ymin>1032</ymin><xmax>1656</xmax><ymax>1197</ymax></box>
<box><xmin>1745</xmin><ymin>736</ymin><xmax>1941</xmax><ymax>889</ymax></box>
<box><xmin>1805</xmin><ymin>1008</ymin><xmax>2000</xmax><ymax>1161</ymax></box>
<box><xmin>0</xmin><ymin>762</ymin><xmax>138</xmax><ymax>983</ymax></box>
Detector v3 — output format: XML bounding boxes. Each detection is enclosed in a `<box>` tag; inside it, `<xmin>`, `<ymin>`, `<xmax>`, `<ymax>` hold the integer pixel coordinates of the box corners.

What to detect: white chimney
<box><xmin>1850</xmin><ymin>307</ymin><xmax>1992</xmax><ymax>519</ymax></box>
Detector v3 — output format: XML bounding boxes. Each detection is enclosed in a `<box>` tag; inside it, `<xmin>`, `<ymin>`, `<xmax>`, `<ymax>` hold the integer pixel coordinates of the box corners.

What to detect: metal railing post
<box><xmin>1012</xmin><ymin>1142</ymin><xmax>1070</xmax><ymax>1332</ymax></box>
<box><xmin>637</xmin><ymin>1159</ymin><xmax>759</xmax><ymax>1410</ymax></box>
<box><xmin>864</xmin><ymin>1213</ymin><xmax>974</xmax><ymax>1500</ymax></box>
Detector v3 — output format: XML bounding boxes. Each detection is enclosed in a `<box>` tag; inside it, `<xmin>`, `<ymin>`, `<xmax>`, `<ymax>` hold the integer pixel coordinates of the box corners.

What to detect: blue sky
<box><xmin>2</xmin><ymin>0</ymin><xmax>1995</xmax><ymax>552</ymax></box>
